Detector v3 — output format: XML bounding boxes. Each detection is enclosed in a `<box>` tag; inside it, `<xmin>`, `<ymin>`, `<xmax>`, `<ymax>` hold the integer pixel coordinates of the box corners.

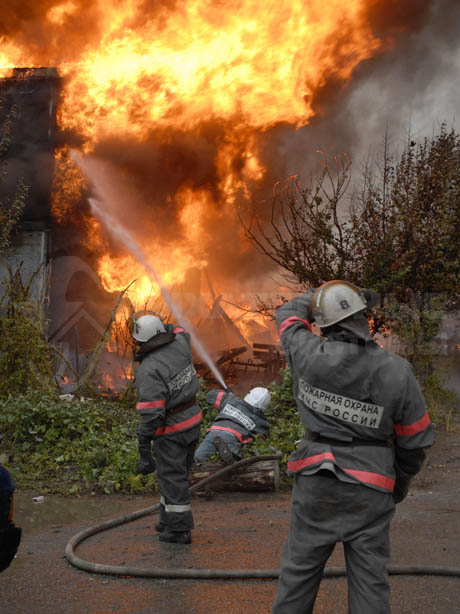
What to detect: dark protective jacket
<box><xmin>276</xmin><ymin>291</ymin><xmax>434</xmax><ymax>494</ymax></box>
<box><xmin>0</xmin><ymin>465</ymin><xmax>21</xmax><ymax>573</ymax></box>
<box><xmin>205</xmin><ymin>389</ymin><xmax>270</xmax><ymax>443</ymax></box>
<box><xmin>135</xmin><ymin>324</ymin><xmax>202</xmax><ymax>439</ymax></box>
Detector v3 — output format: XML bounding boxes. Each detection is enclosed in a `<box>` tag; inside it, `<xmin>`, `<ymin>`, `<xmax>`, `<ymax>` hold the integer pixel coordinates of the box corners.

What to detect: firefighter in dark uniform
<box><xmin>195</xmin><ymin>387</ymin><xmax>271</xmax><ymax>464</ymax></box>
<box><xmin>132</xmin><ymin>314</ymin><xmax>202</xmax><ymax>544</ymax></box>
<box><xmin>0</xmin><ymin>465</ymin><xmax>22</xmax><ymax>572</ymax></box>
<box><xmin>272</xmin><ymin>280</ymin><xmax>434</xmax><ymax>614</ymax></box>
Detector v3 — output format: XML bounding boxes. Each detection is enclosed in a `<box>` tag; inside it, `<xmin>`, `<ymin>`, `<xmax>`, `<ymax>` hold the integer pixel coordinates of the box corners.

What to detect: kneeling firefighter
<box><xmin>0</xmin><ymin>465</ymin><xmax>22</xmax><ymax>573</ymax></box>
<box><xmin>272</xmin><ymin>281</ymin><xmax>434</xmax><ymax>614</ymax></box>
<box><xmin>131</xmin><ymin>313</ymin><xmax>202</xmax><ymax>545</ymax></box>
<box><xmin>195</xmin><ymin>387</ymin><xmax>271</xmax><ymax>464</ymax></box>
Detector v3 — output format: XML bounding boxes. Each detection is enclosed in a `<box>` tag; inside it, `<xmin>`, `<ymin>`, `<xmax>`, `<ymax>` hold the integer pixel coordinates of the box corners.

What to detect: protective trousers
<box><xmin>155</xmin><ymin>425</ymin><xmax>200</xmax><ymax>532</ymax></box>
<box><xmin>272</xmin><ymin>473</ymin><xmax>395</xmax><ymax>614</ymax></box>
<box><xmin>194</xmin><ymin>429</ymin><xmax>243</xmax><ymax>462</ymax></box>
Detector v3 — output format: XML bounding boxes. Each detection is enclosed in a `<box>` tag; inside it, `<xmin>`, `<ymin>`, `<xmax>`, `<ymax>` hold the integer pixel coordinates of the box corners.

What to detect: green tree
<box><xmin>350</xmin><ymin>127</ymin><xmax>460</xmax><ymax>375</ymax></box>
<box><xmin>350</xmin><ymin>126</ymin><xmax>460</xmax><ymax>300</ymax></box>
<box><xmin>243</xmin><ymin>126</ymin><xmax>460</xmax><ymax>380</ymax></box>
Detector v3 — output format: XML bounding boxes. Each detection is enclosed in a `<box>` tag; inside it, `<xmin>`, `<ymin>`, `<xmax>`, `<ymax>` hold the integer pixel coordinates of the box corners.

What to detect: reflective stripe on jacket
<box><xmin>135</xmin><ymin>325</ymin><xmax>201</xmax><ymax>438</ymax></box>
<box><xmin>276</xmin><ymin>291</ymin><xmax>434</xmax><ymax>493</ymax></box>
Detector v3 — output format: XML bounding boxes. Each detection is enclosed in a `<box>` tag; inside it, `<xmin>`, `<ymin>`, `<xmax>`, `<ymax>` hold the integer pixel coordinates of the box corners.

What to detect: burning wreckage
<box><xmin>2</xmin><ymin>4</ymin><xmax>457</xmax><ymax>399</ymax></box>
<box><xmin>0</xmin><ymin>68</ymin><xmax>284</xmax><ymax>394</ymax></box>
<box><xmin>1</xmin><ymin>65</ymin><xmax>459</xmax><ymax>398</ymax></box>
<box><xmin>1</xmin><ymin>4</ymin><xmax>402</xmax><ymax>396</ymax></box>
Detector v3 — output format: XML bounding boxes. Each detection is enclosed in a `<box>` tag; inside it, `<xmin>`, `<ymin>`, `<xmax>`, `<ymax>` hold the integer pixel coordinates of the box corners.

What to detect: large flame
<box><xmin>2</xmin><ymin>0</ymin><xmax>388</xmax><ymax>338</ymax></box>
<box><xmin>57</xmin><ymin>0</ymin><xmax>381</xmax><ymax>142</ymax></box>
<box><xmin>1</xmin><ymin>0</ymin><xmax>384</xmax><ymax>142</ymax></box>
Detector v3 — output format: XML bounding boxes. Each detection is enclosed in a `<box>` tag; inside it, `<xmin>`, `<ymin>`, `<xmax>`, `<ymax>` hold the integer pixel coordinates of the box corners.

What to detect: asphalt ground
<box><xmin>1</xmin><ymin>429</ymin><xmax>459</xmax><ymax>614</ymax></box>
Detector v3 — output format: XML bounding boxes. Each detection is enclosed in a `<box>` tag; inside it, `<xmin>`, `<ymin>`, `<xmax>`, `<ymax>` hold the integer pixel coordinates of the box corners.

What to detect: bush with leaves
<box><xmin>0</xmin><ymin>374</ymin><xmax>302</xmax><ymax>493</ymax></box>
<box><xmin>0</xmin><ymin>368</ymin><xmax>456</xmax><ymax>496</ymax></box>
<box><xmin>423</xmin><ymin>362</ymin><xmax>460</xmax><ymax>432</ymax></box>
<box><xmin>0</xmin><ymin>266</ymin><xmax>56</xmax><ymax>398</ymax></box>
<box><xmin>0</xmin><ymin>391</ymin><xmax>154</xmax><ymax>494</ymax></box>
<box><xmin>245</xmin><ymin>127</ymin><xmax>460</xmax><ymax>304</ymax></box>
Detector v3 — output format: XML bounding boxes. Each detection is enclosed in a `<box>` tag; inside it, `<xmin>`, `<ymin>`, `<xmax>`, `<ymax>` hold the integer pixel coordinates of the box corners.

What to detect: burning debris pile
<box><xmin>0</xmin><ymin>1</ymin><xmax>452</xmax><ymax>392</ymax></box>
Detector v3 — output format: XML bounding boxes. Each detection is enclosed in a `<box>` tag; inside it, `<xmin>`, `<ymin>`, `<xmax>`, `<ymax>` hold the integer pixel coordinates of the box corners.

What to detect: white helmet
<box><xmin>132</xmin><ymin>314</ymin><xmax>166</xmax><ymax>342</ymax></box>
<box><xmin>244</xmin><ymin>387</ymin><xmax>271</xmax><ymax>411</ymax></box>
<box><xmin>311</xmin><ymin>280</ymin><xmax>367</xmax><ymax>328</ymax></box>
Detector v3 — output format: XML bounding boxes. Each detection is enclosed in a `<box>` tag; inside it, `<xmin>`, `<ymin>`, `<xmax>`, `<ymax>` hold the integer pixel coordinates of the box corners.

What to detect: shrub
<box><xmin>0</xmin><ymin>266</ymin><xmax>56</xmax><ymax>398</ymax></box>
<box><xmin>0</xmin><ymin>391</ymin><xmax>154</xmax><ymax>494</ymax></box>
<box><xmin>1</xmin><ymin>365</ymin><xmax>454</xmax><ymax>496</ymax></box>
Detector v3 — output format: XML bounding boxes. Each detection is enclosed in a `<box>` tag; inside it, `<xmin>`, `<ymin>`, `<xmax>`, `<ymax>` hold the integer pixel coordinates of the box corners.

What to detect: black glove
<box><xmin>0</xmin><ymin>523</ymin><xmax>21</xmax><ymax>572</ymax></box>
<box><xmin>136</xmin><ymin>456</ymin><xmax>156</xmax><ymax>475</ymax></box>
<box><xmin>393</xmin><ymin>463</ymin><xmax>413</xmax><ymax>504</ymax></box>
<box><xmin>136</xmin><ymin>434</ymin><xmax>156</xmax><ymax>475</ymax></box>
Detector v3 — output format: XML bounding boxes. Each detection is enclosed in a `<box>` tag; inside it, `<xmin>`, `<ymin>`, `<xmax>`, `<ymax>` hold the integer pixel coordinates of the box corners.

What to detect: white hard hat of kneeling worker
<box><xmin>244</xmin><ymin>387</ymin><xmax>271</xmax><ymax>411</ymax></box>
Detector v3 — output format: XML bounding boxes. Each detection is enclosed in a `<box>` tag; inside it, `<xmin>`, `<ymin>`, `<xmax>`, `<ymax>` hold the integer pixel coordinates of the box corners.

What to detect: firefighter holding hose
<box><xmin>272</xmin><ymin>281</ymin><xmax>434</xmax><ymax>614</ymax></box>
<box><xmin>131</xmin><ymin>313</ymin><xmax>202</xmax><ymax>545</ymax></box>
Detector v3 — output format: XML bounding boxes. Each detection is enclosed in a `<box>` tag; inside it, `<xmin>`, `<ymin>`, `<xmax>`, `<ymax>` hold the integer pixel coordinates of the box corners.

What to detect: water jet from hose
<box><xmin>72</xmin><ymin>151</ymin><xmax>227</xmax><ymax>389</ymax></box>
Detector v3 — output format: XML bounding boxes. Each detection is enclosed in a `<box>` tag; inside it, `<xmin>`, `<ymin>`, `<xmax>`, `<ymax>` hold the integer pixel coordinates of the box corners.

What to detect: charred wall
<box><xmin>0</xmin><ymin>68</ymin><xmax>61</xmax><ymax>303</ymax></box>
<box><xmin>0</xmin><ymin>67</ymin><xmax>61</xmax><ymax>224</ymax></box>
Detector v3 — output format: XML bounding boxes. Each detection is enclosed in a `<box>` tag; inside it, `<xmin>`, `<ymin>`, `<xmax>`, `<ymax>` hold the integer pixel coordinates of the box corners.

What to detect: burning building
<box><xmin>1</xmin><ymin>1</ymin><xmax>458</xmax><ymax>392</ymax></box>
<box><xmin>0</xmin><ymin>65</ymin><xmax>282</xmax><ymax>392</ymax></box>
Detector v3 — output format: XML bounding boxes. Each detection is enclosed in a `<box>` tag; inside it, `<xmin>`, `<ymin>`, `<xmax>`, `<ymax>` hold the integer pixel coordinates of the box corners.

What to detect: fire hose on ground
<box><xmin>65</xmin><ymin>453</ymin><xmax>460</xmax><ymax>580</ymax></box>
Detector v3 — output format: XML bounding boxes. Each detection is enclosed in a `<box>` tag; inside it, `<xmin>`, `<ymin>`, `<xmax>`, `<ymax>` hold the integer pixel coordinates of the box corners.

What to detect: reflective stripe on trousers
<box><xmin>160</xmin><ymin>496</ymin><xmax>191</xmax><ymax>513</ymax></box>
<box><xmin>155</xmin><ymin>425</ymin><xmax>200</xmax><ymax>532</ymax></box>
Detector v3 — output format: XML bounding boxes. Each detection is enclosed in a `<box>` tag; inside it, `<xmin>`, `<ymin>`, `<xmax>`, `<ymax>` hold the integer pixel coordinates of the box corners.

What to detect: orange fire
<box><xmin>1</xmin><ymin>0</ymin><xmax>389</xmax><ymax>328</ymax></box>
<box><xmin>51</xmin><ymin>148</ymin><xmax>87</xmax><ymax>224</ymax></box>
<box><xmin>30</xmin><ymin>0</ymin><xmax>383</xmax><ymax>144</ymax></box>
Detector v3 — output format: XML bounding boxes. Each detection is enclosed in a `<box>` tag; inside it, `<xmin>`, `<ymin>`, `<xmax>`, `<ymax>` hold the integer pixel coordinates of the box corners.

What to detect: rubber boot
<box><xmin>213</xmin><ymin>436</ymin><xmax>234</xmax><ymax>465</ymax></box>
<box><xmin>158</xmin><ymin>530</ymin><xmax>191</xmax><ymax>544</ymax></box>
<box><xmin>155</xmin><ymin>522</ymin><xmax>166</xmax><ymax>532</ymax></box>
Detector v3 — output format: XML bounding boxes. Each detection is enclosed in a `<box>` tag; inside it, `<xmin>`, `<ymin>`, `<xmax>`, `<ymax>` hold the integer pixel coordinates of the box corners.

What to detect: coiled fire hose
<box><xmin>65</xmin><ymin>453</ymin><xmax>460</xmax><ymax>579</ymax></box>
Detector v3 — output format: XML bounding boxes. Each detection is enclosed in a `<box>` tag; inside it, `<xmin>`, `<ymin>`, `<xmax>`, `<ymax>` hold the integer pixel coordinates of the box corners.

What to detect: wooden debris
<box><xmin>189</xmin><ymin>459</ymin><xmax>280</xmax><ymax>493</ymax></box>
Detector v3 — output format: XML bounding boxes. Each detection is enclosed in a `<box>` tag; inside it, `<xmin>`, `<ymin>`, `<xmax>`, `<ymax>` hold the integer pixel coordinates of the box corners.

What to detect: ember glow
<box><xmin>1</xmin><ymin>0</ymin><xmax>412</xmax><ymax>346</ymax></box>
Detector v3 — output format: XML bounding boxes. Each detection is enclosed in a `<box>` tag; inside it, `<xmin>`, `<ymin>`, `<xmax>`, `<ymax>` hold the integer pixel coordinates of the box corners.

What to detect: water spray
<box><xmin>72</xmin><ymin>152</ymin><xmax>227</xmax><ymax>389</ymax></box>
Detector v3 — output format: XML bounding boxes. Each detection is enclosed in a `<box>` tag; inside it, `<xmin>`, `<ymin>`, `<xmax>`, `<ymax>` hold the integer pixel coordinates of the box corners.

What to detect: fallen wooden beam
<box><xmin>189</xmin><ymin>459</ymin><xmax>280</xmax><ymax>493</ymax></box>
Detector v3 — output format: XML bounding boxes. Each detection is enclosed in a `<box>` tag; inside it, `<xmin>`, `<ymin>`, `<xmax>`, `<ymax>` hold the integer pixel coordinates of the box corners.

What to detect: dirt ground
<box><xmin>1</xmin><ymin>428</ymin><xmax>459</xmax><ymax>614</ymax></box>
